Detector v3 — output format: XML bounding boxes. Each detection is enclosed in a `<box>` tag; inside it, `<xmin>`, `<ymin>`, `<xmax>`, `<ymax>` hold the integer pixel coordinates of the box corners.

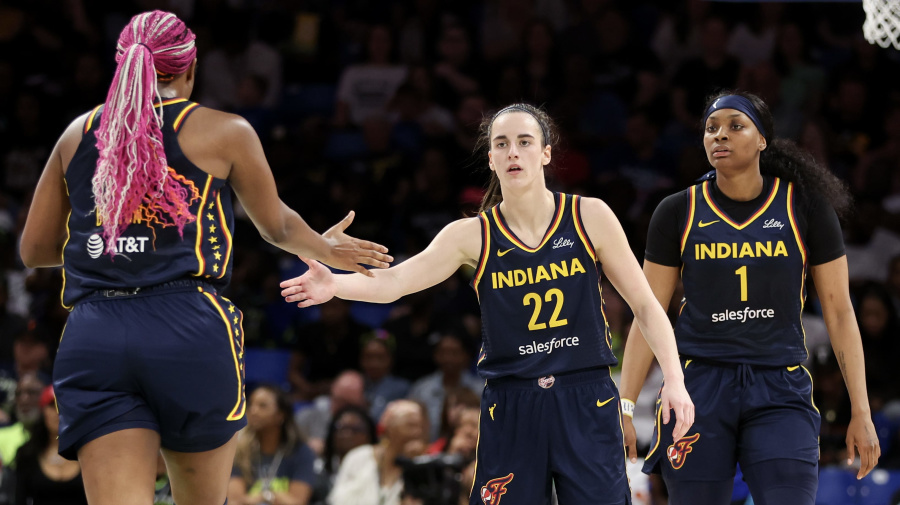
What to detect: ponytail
<box><xmin>93</xmin><ymin>11</ymin><xmax>197</xmax><ymax>256</ymax></box>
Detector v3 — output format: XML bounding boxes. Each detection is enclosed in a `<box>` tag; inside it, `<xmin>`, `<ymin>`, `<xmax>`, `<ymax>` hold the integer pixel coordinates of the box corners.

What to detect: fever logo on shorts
<box><xmin>667</xmin><ymin>433</ymin><xmax>700</xmax><ymax>470</ymax></box>
<box><xmin>481</xmin><ymin>473</ymin><xmax>514</xmax><ymax>505</ymax></box>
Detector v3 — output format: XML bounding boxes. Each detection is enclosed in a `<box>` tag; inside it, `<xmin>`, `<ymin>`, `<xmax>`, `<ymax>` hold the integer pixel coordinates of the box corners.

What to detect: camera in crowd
<box><xmin>397</xmin><ymin>453</ymin><xmax>466</xmax><ymax>505</ymax></box>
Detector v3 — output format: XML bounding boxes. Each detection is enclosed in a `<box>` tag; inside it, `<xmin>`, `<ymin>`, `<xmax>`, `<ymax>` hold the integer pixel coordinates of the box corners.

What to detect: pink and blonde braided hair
<box><xmin>93</xmin><ymin>11</ymin><xmax>197</xmax><ymax>255</ymax></box>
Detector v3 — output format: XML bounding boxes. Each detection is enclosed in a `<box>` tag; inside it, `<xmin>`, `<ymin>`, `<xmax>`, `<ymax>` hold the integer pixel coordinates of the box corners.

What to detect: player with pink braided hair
<box><xmin>92</xmin><ymin>10</ymin><xmax>199</xmax><ymax>256</ymax></box>
<box><xmin>21</xmin><ymin>10</ymin><xmax>392</xmax><ymax>505</ymax></box>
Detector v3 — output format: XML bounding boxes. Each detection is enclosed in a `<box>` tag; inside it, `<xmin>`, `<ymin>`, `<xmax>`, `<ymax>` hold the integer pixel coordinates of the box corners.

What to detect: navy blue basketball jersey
<box><xmin>62</xmin><ymin>99</ymin><xmax>234</xmax><ymax>307</ymax></box>
<box><xmin>675</xmin><ymin>177</ymin><xmax>808</xmax><ymax>366</ymax></box>
<box><xmin>471</xmin><ymin>193</ymin><xmax>617</xmax><ymax>379</ymax></box>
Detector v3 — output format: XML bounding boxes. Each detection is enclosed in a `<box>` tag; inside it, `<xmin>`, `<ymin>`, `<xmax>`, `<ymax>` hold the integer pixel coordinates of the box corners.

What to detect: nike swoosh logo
<box><xmin>787</xmin><ymin>365</ymin><xmax>800</xmax><ymax>371</ymax></box>
<box><xmin>497</xmin><ymin>248</ymin><xmax>514</xmax><ymax>257</ymax></box>
<box><xmin>597</xmin><ymin>397</ymin><xmax>614</xmax><ymax>408</ymax></box>
<box><xmin>698</xmin><ymin>220</ymin><xmax>720</xmax><ymax>228</ymax></box>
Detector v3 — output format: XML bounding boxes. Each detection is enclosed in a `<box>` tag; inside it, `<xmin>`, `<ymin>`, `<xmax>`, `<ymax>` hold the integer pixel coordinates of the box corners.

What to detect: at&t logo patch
<box><xmin>481</xmin><ymin>473</ymin><xmax>514</xmax><ymax>505</ymax></box>
<box><xmin>87</xmin><ymin>233</ymin><xmax>150</xmax><ymax>259</ymax></box>
<box><xmin>667</xmin><ymin>433</ymin><xmax>700</xmax><ymax>470</ymax></box>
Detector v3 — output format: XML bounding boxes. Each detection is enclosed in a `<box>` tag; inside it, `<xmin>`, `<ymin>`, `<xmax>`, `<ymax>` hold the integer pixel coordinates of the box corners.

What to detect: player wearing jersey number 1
<box><xmin>619</xmin><ymin>91</ymin><xmax>879</xmax><ymax>505</ymax></box>
<box><xmin>281</xmin><ymin>103</ymin><xmax>693</xmax><ymax>504</ymax></box>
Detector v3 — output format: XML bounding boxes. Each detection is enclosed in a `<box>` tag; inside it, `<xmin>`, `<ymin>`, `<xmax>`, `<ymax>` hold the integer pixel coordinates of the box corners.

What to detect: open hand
<box><xmin>280</xmin><ymin>257</ymin><xmax>337</xmax><ymax>307</ymax></box>
<box><xmin>661</xmin><ymin>379</ymin><xmax>694</xmax><ymax>443</ymax></box>
<box><xmin>846</xmin><ymin>412</ymin><xmax>880</xmax><ymax>479</ymax></box>
<box><xmin>322</xmin><ymin>211</ymin><xmax>393</xmax><ymax>277</ymax></box>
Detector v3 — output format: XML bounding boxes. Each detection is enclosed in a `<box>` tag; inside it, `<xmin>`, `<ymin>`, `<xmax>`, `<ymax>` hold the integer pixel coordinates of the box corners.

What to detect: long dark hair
<box><xmin>475</xmin><ymin>103</ymin><xmax>560</xmax><ymax>213</ymax></box>
<box><xmin>234</xmin><ymin>384</ymin><xmax>306</xmax><ymax>486</ymax></box>
<box><xmin>322</xmin><ymin>405</ymin><xmax>377</xmax><ymax>474</ymax></box>
<box><xmin>701</xmin><ymin>90</ymin><xmax>852</xmax><ymax>219</ymax></box>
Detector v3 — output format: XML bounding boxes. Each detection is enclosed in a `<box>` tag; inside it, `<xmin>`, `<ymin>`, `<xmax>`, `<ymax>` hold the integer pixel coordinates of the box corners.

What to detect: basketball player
<box><xmin>618</xmin><ymin>91</ymin><xmax>880</xmax><ymax>505</ymax></box>
<box><xmin>281</xmin><ymin>103</ymin><xmax>694</xmax><ymax>504</ymax></box>
<box><xmin>19</xmin><ymin>11</ymin><xmax>390</xmax><ymax>505</ymax></box>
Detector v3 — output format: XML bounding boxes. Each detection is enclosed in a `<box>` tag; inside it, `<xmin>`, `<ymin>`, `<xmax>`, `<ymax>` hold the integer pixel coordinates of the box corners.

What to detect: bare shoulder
<box><xmin>57</xmin><ymin>110</ymin><xmax>94</xmax><ymax>173</ymax></box>
<box><xmin>181</xmin><ymin>107</ymin><xmax>256</xmax><ymax>141</ymax></box>
<box><xmin>436</xmin><ymin>217</ymin><xmax>484</xmax><ymax>267</ymax></box>
<box><xmin>577</xmin><ymin>196</ymin><xmax>617</xmax><ymax>225</ymax></box>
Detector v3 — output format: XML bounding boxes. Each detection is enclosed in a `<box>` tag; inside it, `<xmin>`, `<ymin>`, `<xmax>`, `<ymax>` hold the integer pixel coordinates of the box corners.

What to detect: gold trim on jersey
<box><xmin>646</xmin><ymin>392</ymin><xmax>664</xmax><ymax>460</ymax></box>
<box><xmin>215</xmin><ymin>192</ymin><xmax>233</xmax><ymax>279</ymax></box>
<box><xmin>83</xmin><ymin>105</ymin><xmax>103</xmax><ymax>134</ymax></box>
<box><xmin>60</xmin><ymin>179</ymin><xmax>73</xmax><ymax>310</ymax></box>
<box><xmin>701</xmin><ymin>178</ymin><xmax>780</xmax><ymax>230</ymax></box>
<box><xmin>473</xmin><ymin>212</ymin><xmax>491</xmax><ymax>297</ymax></box>
<box><xmin>681</xmin><ymin>185</ymin><xmax>697</xmax><ymax>254</ymax></box>
<box><xmin>173</xmin><ymin>102</ymin><xmax>200</xmax><ymax>132</ymax></box>
<box><xmin>193</xmin><ymin>175</ymin><xmax>213</xmax><ymax>276</ymax></box>
<box><xmin>800</xmin><ymin>365</ymin><xmax>820</xmax><ymax>415</ymax></box>
<box><xmin>201</xmin><ymin>291</ymin><xmax>246</xmax><ymax>421</ymax></box>
<box><xmin>153</xmin><ymin>98</ymin><xmax>187</xmax><ymax>108</ymax></box>
<box><xmin>572</xmin><ymin>195</ymin><xmax>597</xmax><ymax>262</ymax></box>
<box><xmin>491</xmin><ymin>193</ymin><xmax>565</xmax><ymax>253</ymax></box>
<box><xmin>786</xmin><ymin>182</ymin><xmax>809</xmax><ymax>357</ymax></box>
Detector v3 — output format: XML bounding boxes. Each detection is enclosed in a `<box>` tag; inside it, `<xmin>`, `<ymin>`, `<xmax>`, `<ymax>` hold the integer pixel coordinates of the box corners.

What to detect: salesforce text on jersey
<box><xmin>711</xmin><ymin>307</ymin><xmax>776</xmax><ymax>323</ymax></box>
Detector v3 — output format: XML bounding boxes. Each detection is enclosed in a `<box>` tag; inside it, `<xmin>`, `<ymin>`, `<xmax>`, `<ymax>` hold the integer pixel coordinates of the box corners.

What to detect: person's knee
<box><xmin>742</xmin><ymin>459</ymin><xmax>817</xmax><ymax>505</ymax></box>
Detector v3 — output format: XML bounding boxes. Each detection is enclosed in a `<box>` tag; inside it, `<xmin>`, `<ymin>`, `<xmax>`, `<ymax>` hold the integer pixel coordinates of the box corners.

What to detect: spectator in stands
<box><xmin>311</xmin><ymin>406</ymin><xmax>377</xmax><ymax>505</ymax></box>
<box><xmin>296</xmin><ymin>371</ymin><xmax>367</xmax><ymax>455</ymax></box>
<box><xmin>334</xmin><ymin>25</ymin><xmax>408</xmax><ymax>127</ymax></box>
<box><xmin>360</xmin><ymin>331</ymin><xmax>409</xmax><ymax>422</ymax></box>
<box><xmin>15</xmin><ymin>386</ymin><xmax>88</xmax><ymax>505</ymax></box>
<box><xmin>408</xmin><ymin>328</ymin><xmax>482</xmax><ymax>441</ymax></box>
<box><xmin>427</xmin><ymin>387</ymin><xmax>480</xmax><ymax>455</ymax></box>
<box><xmin>0</xmin><ymin>372</ymin><xmax>45</xmax><ymax>466</ymax></box>
<box><xmin>229</xmin><ymin>385</ymin><xmax>316</xmax><ymax>505</ymax></box>
<box><xmin>327</xmin><ymin>400</ymin><xmax>427</xmax><ymax>505</ymax></box>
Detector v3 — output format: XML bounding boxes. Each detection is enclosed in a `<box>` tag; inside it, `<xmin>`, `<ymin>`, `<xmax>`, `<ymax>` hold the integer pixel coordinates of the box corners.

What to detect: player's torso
<box><xmin>472</xmin><ymin>193</ymin><xmax>617</xmax><ymax>379</ymax></box>
<box><xmin>62</xmin><ymin>99</ymin><xmax>234</xmax><ymax>307</ymax></box>
<box><xmin>676</xmin><ymin>178</ymin><xmax>808</xmax><ymax>365</ymax></box>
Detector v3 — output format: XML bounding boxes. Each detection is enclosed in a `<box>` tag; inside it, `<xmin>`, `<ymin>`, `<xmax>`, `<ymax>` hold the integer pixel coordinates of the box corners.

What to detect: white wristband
<box><xmin>621</xmin><ymin>398</ymin><xmax>635</xmax><ymax>418</ymax></box>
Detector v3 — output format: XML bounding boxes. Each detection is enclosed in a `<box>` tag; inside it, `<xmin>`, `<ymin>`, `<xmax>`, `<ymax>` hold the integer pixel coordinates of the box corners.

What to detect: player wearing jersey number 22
<box><xmin>282</xmin><ymin>103</ymin><xmax>693</xmax><ymax>504</ymax></box>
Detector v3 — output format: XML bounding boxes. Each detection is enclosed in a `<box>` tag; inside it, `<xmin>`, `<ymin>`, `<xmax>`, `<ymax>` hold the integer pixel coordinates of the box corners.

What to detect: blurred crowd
<box><xmin>1</xmin><ymin>0</ymin><xmax>900</xmax><ymax>503</ymax></box>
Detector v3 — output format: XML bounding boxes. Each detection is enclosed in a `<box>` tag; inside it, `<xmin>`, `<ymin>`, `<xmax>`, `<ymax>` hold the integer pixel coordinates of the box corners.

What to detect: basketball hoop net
<box><xmin>863</xmin><ymin>0</ymin><xmax>900</xmax><ymax>50</ymax></box>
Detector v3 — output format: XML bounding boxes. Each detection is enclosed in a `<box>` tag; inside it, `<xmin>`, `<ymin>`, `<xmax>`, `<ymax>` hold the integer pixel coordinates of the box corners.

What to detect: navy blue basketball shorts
<box><xmin>53</xmin><ymin>281</ymin><xmax>247</xmax><ymax>460</ymax></box>
<box><xmin>643</xmin><ymin>357</ymin><xmax>820</xmax><ymax>482</ymax></box>
<box><xmin>471</xmin><ymin>367</ymin><xmax>632</xmax><ymax>505</ymax></box>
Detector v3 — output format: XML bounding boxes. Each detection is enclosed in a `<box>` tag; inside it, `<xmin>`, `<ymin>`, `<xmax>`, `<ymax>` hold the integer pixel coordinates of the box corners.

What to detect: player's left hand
<box><xmin>321</xmin><ymin>210</ymin><xmax>393</xmax><ymax>277</ymax></box>
<box><xmin>846</xmin><ymin>412</ymin><xmax>880</xmax><ymax>479</ymax></box>
<box><xmin>661</xmin><ymin>379</ymin><xmax>694</xmax><ymax>442</ymax></box>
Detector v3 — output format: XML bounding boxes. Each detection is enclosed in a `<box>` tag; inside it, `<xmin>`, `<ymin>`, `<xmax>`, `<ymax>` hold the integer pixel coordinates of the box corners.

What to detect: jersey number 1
<box><xmin>523</xmin><ymin>288</ymin><xmax>568</xmax><ymax>330</ymax></box>
<box><xmin>735</xmin><ymin>266</ymin><xmax>748</xmax><ymax>302</ymax></box>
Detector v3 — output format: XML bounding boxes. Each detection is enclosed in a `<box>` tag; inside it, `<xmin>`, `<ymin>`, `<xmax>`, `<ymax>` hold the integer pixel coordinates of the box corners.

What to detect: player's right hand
<box><xmin>321</xmin><ymin>210</ymin><xmax>393</xmax><ymax>277</ymax></box>
<box><xmin>661</xmin><ymin>379</ymin><xmax>694</xmax><ymax>443</ymax></box>
<box><xmin>280</xmin><ymin>257</ymin><xmax>337</xmax><ymax>307</ymax></box>
<box><xmin>623</xmin><ymin>414</ymin><xmax>639</xmax><ymax>463</ymax></box>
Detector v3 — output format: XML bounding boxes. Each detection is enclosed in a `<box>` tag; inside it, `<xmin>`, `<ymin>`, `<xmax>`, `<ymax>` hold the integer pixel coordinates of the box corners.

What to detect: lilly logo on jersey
<box><xmin>763</xmin><ymin>218</ymin><xmax>784</xmax><ymax>230</ymax></box>
<box><xmin>552</xmin><ymin>236</ymin><xmax>575</xmax><ymax>249</ymax></box>
<box><xmin>87</xmin><ymin>233</ymin><xmax>150</xmax><ymax>259</ymax></box>
<box><xmin>667</xmin><ymin>433</ymin><xmax>700</xmax><ymax>470</ymax></box>
<box><xmin>481</xmin><ymin>473</ymin><xmax>514</xmax><ymax>505</ymax></box>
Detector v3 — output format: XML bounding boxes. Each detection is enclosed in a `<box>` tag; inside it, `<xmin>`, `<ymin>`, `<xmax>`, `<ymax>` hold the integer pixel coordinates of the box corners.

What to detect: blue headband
<box><xmin>492</xmin><ymin>105</ymin><xmax>550</xmax><ymax>147</ymax></box>
<box><xmin>703</xmin><ymin>95</ymin><xmax>767</xmax><ymax>139</ymax></box>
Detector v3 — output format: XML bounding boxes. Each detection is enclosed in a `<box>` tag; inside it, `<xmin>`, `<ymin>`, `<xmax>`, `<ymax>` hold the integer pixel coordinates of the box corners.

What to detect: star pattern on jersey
<box><xmin>197</xmin><ymin>189</ymin><xmax>229</xmax><ymax>279</ymax></box>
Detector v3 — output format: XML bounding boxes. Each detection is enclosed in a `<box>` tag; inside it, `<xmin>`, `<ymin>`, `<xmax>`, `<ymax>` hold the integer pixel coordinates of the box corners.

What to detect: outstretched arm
<box><xmin>580</xmin><ymin>198</ymin><xmax>693</xmax><ymax>444</ymax></box>
<box><xmin>222</xmin><ymin>115</ymin><xmax>391</xmax><ymax>276</ymax></box>
<box><xmin>811</xmin><ymin>256</ymin><xmax>880</xmax><ymax>479</ymax></box>
<box><xmin>281</xmin><ymin>217</ymin><xmax>482</xmax><ymax>306</ymax></box>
